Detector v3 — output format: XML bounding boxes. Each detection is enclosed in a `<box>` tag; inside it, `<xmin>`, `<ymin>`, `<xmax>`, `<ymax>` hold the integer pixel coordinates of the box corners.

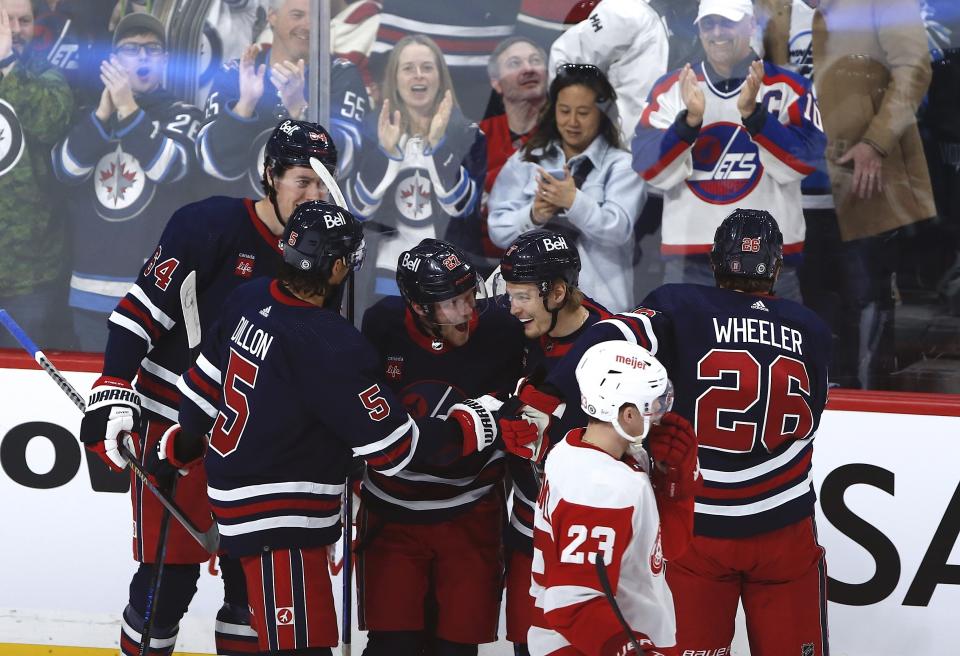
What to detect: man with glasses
<box><xmin>52</xmin><ymin>11</ymin><xmax>202</xmax><ymax>351</ymax></box>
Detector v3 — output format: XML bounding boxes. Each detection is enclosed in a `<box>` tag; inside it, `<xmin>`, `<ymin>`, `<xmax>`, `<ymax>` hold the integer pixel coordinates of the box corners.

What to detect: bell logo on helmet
<box><xmin>542</xmin><ymin>235</ymin><xmax>569</xmax><ymax>252</ymax></box>
<box><xmin>288</xmin><ymin>231</ymin><xmax>298</xmax><ymax>246</ymax></box>
<box><xmin>400</xmin><ymin>253</ymin><xmax>421</xmax><ymax>272</ymax></box>
<box><xmin>278</xmin><ymin>120</ymin><xmax>298</xmax><ymax>136</ymax></box>
<box><xmin>615</xmin><ymin>354</ymin><xmax>648</xmax><ymax>370</ymax></box>
<box><xmin>324</xmin><ymin>212</ymin><xmax>346</xmax><ymax>229</ymax></box>
<box><xmin>442</xmin><ymin>253</ymin><xmax>462</xmax><ymax>271</ymax></box>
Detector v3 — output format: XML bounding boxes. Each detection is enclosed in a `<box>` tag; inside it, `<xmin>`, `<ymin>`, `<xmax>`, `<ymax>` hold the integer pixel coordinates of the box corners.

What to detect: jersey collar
<box><xmin>246</xmin><ymin>198</ymin><xmax>283</xmax><ymax>254</ymax></box>
<box><xmin>403</xmin><ymin>306</ymin><xmax>479</xmax><ymax>354</ymax></box>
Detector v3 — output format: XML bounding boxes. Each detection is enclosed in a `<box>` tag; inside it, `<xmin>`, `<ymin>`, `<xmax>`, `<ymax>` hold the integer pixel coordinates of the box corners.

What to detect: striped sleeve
<box><xmin>52</xmin><ymin>111</ymin><xmax>112</xmax><ymax>184</ymax></box>
<box><xmin>630</xmin><ymin>69</ymin><xmax>696</xmax><ymax>190</ymax></box>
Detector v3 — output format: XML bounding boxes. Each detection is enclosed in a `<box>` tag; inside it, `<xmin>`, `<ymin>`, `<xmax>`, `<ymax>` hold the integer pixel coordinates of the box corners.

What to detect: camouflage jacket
<box><xmin>0</xmin><ymin>52</ymin><xmax>74</xmax><ymax>296</ymax></box>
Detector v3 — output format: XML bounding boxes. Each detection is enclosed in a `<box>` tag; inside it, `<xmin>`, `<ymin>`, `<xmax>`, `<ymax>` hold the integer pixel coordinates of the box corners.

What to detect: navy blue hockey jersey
<box><xmin>178</xmin><ymin>278</ymin><xmax>467</xmax><ymax>556</ymax></box>
<box><xmin>360</xmin><ymin>297</ymin><xmax>525</xmax><ymax>523</ymax></box>
<box><xmin>198</xmin><ymin>48</ymin><xmax>367</xmax><ymax>197</ymax></box>
<box><xmin>547</xmin><ymin>284</ymin><xmax>832</xmax><ymax>538</ymax></box>
<box><xmin>52</xmin><ymin>88</ymin><xmax>202</xmax><ymax>314</ymax></box>
<box><xmin>103</xmin><ymin>196</ymin><xmax>282</xmax><ymax>422</ymax></box>
<box><xmin>506</xmin><ymin>297</ymin><xmax>611</xmax><ymax>553</ymax></box>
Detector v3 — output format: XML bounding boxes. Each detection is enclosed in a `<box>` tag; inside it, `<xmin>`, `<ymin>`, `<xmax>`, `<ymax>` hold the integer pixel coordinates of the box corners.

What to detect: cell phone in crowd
<box><xmin>543</xmin><ymin>168</ymin><xmax>567</xmax><ymax>180</ymax></box>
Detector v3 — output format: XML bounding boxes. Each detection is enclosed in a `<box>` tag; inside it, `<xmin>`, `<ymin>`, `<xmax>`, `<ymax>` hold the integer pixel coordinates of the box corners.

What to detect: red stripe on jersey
<box><xmin>364</xmin><ymin>432</ymin><xmax>412</xmax><ymax>469</ymax></box>
<box><xmin>187</xmin><ymin>367</ymin><xmax>222</xmax><ymax>404</ymax></box>
<box><xmin>137</xmin><ymin>370</ymin><xmax>181</xmax><ymax>404</ymax></box>
<box><xmin>761</xmin><ymin>70</ymin><xmax>808</xmax><ymax>97</ymax></box>
<box><xmin>788</xmin><ymin>99</ymin><xmax>803</xmax><ymax>126</ymax></box>
<box><xmin>245</xmin><ymin>198</ymin><xmax>282</xmax><ymax>254</ymax></box>
<box><xmin>700</xmin><ymin>448</ymin><xmax>813</xmax><ymax>501</ymax></box>
<box><xmin>641</xmin><ymin>139</ymin><xmax>690</xmax><ymax>181</ymax></box>
<box><xmin>118</xmin><ymin>297</ymin><xmax>162</xmax><ymax>342</ymax></box>
<box><xmin>377</xmin><ymin>26</ymin><xmax>502</xmax><ymax>54</ymax></box>
<box><xmin>343</xmin><ymin>0</ymin><xmax>380</xmax><ymax>23</ymax></box>
<box><xmin>639</xmin><ymin>70</ymin><xmax>683</xmax><ymax>125</ymax></box>
<box><xmin>610</xmin><ymin>313</ymin><xmax>652</xmax><ymax>351</ymax></box>
<box><xmin>754</xmin><ymin>133</ymin><xmax>816</xmax><ymax>175</ymax></box>
<box><xmin>271</xmin><ymin>550</ymin><xmax>296</xmax><ymax>651</ymax></box>
<box><xmin>212</xmin><ymin>496</ymin><xmax>340</xmax><ymax>519</ymax></box>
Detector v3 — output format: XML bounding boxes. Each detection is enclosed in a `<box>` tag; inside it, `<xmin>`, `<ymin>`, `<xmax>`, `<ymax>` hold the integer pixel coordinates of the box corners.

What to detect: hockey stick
<box><xmin>594</xmin><ymin>558</ymin><xmax>650</xmax><ymax>656</ymax></box>
<box><xmin>180</xmin><ymin>270</ymin><xmax>201</xmax><ymax>351</ymax></box>
<box><xmin>0</xmin><ymin>309</ymin><xmax>219</xmax><ymax>553</ymax></box>
<box><xmin>309</xmin><ymin>156</ymin><xmax>357</xmax><ymax>656</ymax></box>
<box><xmin>138</xmin><ymin>475</ymin><xmax>177</xmax><ymax>656</ymax></box>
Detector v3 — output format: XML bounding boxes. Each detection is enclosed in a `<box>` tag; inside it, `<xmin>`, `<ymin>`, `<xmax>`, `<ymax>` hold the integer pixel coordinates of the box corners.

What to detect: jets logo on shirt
<box><xmin>0</xmin><ymin>99</ymin><xmax>25</xmax><ymax>177</ymax></box>
<box><xmin>400</xmin><ymin>381</ymin><xmax>465</xmax><ymax>419</ymax></box>
<box><xmin>94</xmin><ymin>143</ymin><xmax>155</xmax><ymax>221</ymax></box>
<box><xmin>395</xmin><ymin>171</ymin><xmax>433</xmax><ymax>222</ymax></box>
<box><xmin>686</xmin><ymin>122</ymin><xmax>762</xmax><ymax>204</ymax></box>
<box><xmin>788</xmin><ymin>30</ymin><xmax>814</xmax><ymax>79</ymax></box>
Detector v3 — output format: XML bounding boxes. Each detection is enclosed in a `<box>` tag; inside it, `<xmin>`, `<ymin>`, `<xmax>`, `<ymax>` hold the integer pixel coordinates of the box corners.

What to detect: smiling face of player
<box><xmin>272</xmin><ymin>165</ymin><xmax>329</xmax><ymax>226</ymax></box>
<box><xmin>396</xmin><ymin>43</ymin><xmax>441</xmax><ymax>118</ymax></box>
<box><xmin>113</xmin><ymin>33</ymin><xmax>167</xmax><ymax>95</ymax></box>
<box><xmin>506</xmin><ymin>281</ymin><xmax>565</xmax><ymax>339</ymax></box>
<box><xmin>270</xmin><ymin>0</ymin><xmax>310</xmax><ymax>62</ymax></box>
<box><xmin>417</xmin><ymin>287</ymin><xmax>477</xmax><ymax>348</ymax></box>
<box><xmin>698</xmin><ymin>14</ymin><xmax>755</xmax><ymax>78</ymax></box>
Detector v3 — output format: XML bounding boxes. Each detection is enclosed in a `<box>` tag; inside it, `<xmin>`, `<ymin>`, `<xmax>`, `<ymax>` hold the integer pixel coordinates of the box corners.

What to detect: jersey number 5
<box><xmin>695</xmin><ymin>349</ymin><xmax>814</xmax><ymax>453</ymax></box>
<box><xmin>209</xmin><ymin>349</ymin><xmax>259</xmax><ymax>457</ymax></box>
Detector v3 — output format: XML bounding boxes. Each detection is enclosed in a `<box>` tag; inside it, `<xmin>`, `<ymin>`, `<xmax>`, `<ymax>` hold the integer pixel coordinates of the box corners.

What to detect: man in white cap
<box><xmin>631</xmin><ymin>0</ymin><xmax>826</xmax><ymax>304</ymax></box>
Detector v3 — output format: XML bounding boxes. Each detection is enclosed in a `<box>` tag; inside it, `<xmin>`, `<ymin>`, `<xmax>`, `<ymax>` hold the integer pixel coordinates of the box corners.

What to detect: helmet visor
<box><xmin>429</xmin><ymin>276</ymin><xmax>490</xmax><ymax>325</ymax></box>
<box><xmin>645</xmin><ymin>380</ymin><xmax>675</xmax><ymax>425</ymax></box>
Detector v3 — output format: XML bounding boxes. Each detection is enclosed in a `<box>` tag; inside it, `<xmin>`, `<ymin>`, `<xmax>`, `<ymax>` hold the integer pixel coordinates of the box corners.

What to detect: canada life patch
<box><xmin>686</xmin><ymin>121</ymin><xmax>763</xmax><ymax>204</ymax></box>
<box><xmin>386</xmin><ymin>355</ymin><xmax>403</xmax><ymax>381</ymax></box>
<box><xmin>235</xmin><ymin>253</ymin><xmax>255</xmax><ymax>278</ymax></box>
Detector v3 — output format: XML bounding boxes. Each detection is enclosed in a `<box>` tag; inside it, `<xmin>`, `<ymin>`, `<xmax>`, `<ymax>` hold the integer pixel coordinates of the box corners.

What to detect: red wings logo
<box><xmin>650</xmin><ymin>525</ymin><xmax>664</xmax><ymax>575</ymax></box>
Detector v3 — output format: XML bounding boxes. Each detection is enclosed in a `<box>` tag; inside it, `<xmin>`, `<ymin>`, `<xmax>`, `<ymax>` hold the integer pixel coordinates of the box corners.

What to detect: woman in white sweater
<box><xmin>488</xmin><ymin>63</ymin><xmax>646</xmax><ymax>312</ymax></box>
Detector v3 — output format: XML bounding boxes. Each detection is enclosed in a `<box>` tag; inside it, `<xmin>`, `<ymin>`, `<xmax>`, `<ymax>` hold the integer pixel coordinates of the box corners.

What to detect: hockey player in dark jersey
<box><xmin>153</xmin><ymin>202</ymin><xmax>528</xmax><ymax>655</ymax></box>
<box><xmin>77</xmin><ymin>119</ymin><xmax>338</xmax><ymax>656</ymax></box>
<box><xmin>357</xmin><ymin>238</ymin><xmax>524</xmax><ymax>655</ymax></box>
<box><xmin>545</xmin><ymin>209</ymin><xmax>833</xmax><ymax>656</ymax></box>
<box><xmin>489</xmin><ymin>229</ymin><xmax>611</xmax><ymax>656</ymax></box>
<box><xmin>52</xmin><ymin>12</ymin><xmax>203</xmax><ymax>351</ymax></box>
<box><xmin>197</xmin><ymin>0</ymin><xmax>367</xmax><ymax>197</ymax></box>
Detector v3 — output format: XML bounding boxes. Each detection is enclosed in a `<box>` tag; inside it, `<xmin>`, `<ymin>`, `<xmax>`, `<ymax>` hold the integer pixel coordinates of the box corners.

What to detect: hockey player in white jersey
<box><xmin>530</xmin><ymin>341</ymin><xmax>700</xmax><ymax>656</ymax></box>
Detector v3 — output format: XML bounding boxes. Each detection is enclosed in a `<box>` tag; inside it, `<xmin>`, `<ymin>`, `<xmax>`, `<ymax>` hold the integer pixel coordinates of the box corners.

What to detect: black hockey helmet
<box><xmin>266</xmin><ymin>119</ymin><xmax>338</xmax><ymax>175</ymax></box>
<box><xmin>710</xmin><ymin>208</ymin><xmax>783</xmax><ymax>280</ymax></box>
<box><xmin>282</xmin><ymin>201</ymin><xmax>365</xmax><ymax>275</ymax></box>
<box><xmin>396</xmin><ymin>239</ymin><xmax>481</xmax><ymax>309</ymax></box>
<box><xmin>499</xmin><ymin>229</ymin><xmax>581</xmax><ymax>294</ymax></box>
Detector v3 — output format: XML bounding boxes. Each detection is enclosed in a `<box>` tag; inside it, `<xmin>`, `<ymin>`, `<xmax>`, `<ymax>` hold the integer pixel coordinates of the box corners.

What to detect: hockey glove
<box><xmin>79</xmin><ymin>376</ymin><xmax>141</xmax><ymax>472</ymax></box>
<box><xmin>448</xmin><ymin>395</ymin><xmax>505</xmax><ymax>456</ymax></box>
<box><xmin>145</xmin><ymin>424</ymin><xmax>206</xmax><ymax>486</ymax></box>
<box><xmin>648</xmin><ymin>412</ymin><xmax>702</xmax><ymax>500</ymax></box>
<box><xmin>500</xmin><ymin>378</ymin><xmax>566</xmax><ymax>462</ymax></box>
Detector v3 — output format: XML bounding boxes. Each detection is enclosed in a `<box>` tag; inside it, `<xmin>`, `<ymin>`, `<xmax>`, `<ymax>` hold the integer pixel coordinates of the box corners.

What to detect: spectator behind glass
<box><xmin>476</xmin><ymin>35</ymin><xmax>547</xmax><ymax>265</ymax></box>
<box><xmin>549</xmin><ymin>0</ymin><xmax>670</xmax><ymax>144</ymax></box>
<box><xmin>488</xmin><ymin>64</ymin><xmax>646</xmax><ymax>313</ymax></box>
<box><xmin>52</xmin><ymin>12</ymin><xmax>202</xmax><ymax>352</ymax></box>
<box><xmin>195</xmin><ymin>0</ymin><xmax>270</xmax><ymax>107</ymax></box>
<box><xmin>0</xmin><ymin>0</ymin><xmax>73</xmax><ymax>350</ymax></box>
<box><xmin>632</xmin><ymin>0</ymin><xmax>826</xmax><ymax>302</ymax></box>
<box><xmin>197</xmin><ymin>0</ymin><xmax>368</xmax><ymax>198</ymax></box>
<box><xmin>812</xmin><ymin>0</ymin><xmax>937</xmax><ymax>388</ymax></box>
<box><xmin>369</xmin><ymin>1</ymin><xmax>517</xmax><ymax>121</ymax></box>
<box><xmin>345</xmin><ymin>34</ymin><xmax>484</xmax><ymax>301</ymax></box>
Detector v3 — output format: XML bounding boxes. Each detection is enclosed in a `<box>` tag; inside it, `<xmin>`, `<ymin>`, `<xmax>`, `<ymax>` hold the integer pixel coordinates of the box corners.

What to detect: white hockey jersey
<box><xmin>632</xmin><ymin>58</ymin><xmax>826</xmax><ymax>256</ymax></box>
<box><xmin>530</xmin><ymin>429</ymin><xmax>676</xmax><ymax>655</ymax></box>
<box><xmin>549</xmin><ymin>0</ymin><xmax>670</xmax><ymax>143</ymax></box>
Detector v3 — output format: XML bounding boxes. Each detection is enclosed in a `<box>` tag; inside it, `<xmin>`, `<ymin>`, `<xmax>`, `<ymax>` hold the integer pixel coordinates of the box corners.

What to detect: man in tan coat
<box><xmin>811</xmin><ymin>0</ymin><xmax>936</xmax><ymax>387</ymax></box>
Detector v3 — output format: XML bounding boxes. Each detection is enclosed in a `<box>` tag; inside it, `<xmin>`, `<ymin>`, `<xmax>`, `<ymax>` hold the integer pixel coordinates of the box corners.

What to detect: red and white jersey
<box><xmin>530</xmin><ymin>429</ymin><xmax>676</xmax><ymax>654</ymax></box>
<box><xmin>632</xmin><ymin>58</ymin><xmax>826</xmax><ymax>256</ymax></box>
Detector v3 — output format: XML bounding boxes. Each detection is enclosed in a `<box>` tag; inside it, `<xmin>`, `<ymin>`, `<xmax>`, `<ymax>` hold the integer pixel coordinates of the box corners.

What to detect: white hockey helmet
<box><xmin>575</xmin><ymin>341</ymin><xmax>674</xmax><ymax>444</ymax></box>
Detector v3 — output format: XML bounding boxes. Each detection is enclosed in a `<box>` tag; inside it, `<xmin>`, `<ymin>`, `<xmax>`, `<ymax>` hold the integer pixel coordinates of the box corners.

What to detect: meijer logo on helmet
<box><xmin>615</xmin><ymin>354</ymin><xmax>647</xmax><ymax>369</ymax></box>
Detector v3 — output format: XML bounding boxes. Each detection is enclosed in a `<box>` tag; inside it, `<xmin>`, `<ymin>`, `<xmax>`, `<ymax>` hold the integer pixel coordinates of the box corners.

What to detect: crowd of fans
<box><xmin>0</xmin><ymin>0</ymin><xmax>958</xmax><ymax>392</ymax></box>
